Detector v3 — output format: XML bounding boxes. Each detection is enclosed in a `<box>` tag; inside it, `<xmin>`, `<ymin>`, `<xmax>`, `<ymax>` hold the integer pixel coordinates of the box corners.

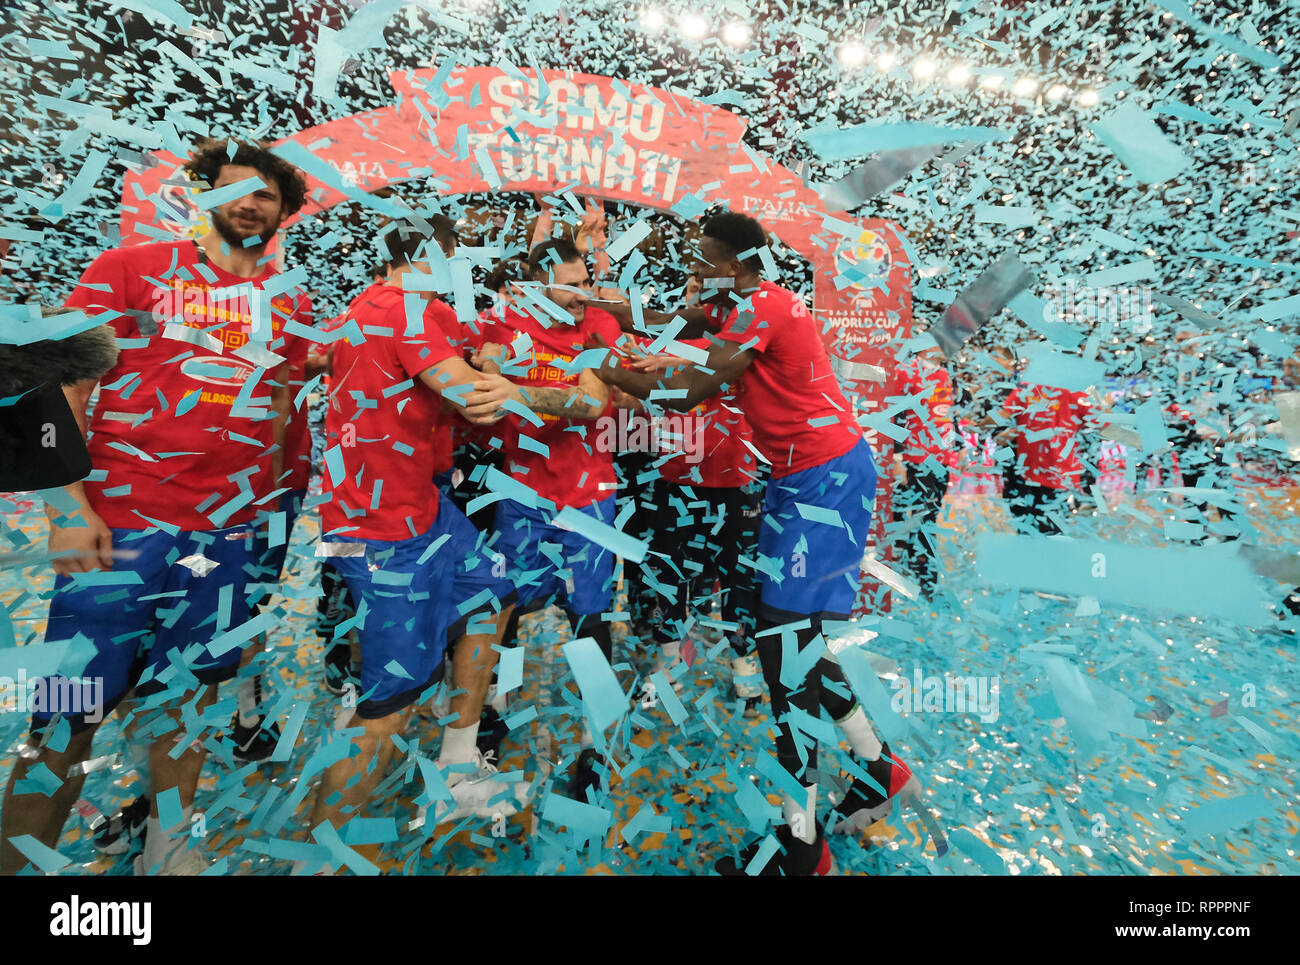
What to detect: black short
<box><xmin>643</xmin><ymin>480</ymin><xmax>761</xmax><ymax>644</ymax></box>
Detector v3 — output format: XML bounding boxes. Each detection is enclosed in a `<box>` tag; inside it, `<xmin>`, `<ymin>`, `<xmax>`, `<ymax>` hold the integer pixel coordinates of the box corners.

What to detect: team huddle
<box><xmin>2</xmin><ymin>137</ymin><xmax>937</xmax><ymax>877</ymax></box>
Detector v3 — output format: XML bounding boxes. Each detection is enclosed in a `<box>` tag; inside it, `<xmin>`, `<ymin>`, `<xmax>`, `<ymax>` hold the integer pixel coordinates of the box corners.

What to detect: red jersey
<box><xmin>655</xmin><ymin>338</ymin><xmax>758</xmax><ymax>488</ymax></box>
<box><xmin>481</xmin><ymin>304</ymin><xmax>622</xmax><ymax>509</ymax></box>
<box><xmin>64</xmin><ymin>241</ymin><xmax>311</xmax><ymax>531</ymax></box>
<box><xmin>320</xmin><ymin>283</ymin><xmax>457</xmax><ymax>540</ymax></box>
<box><xmin>711</xmin><ymin>281</ymin><xmax>861</xmax><ymax>477</ymax></box>
<box><xmin>1005</xmin><ymin>384</ymin><xmax>1091</xmax><ymax>489</ymax></box>
<box><xmin>889</xmin><ymin>354</ymin><xmax>958</xmax><ymax>468</ymax></box>
<box><xmin>282</xmin><ymin>333</ymin><xmax>313</xmax><ymax>492</ymax></box>
<box><xmin>424</xmin><ymin>297</ymin><xmax>464</xmax><ymax>478</ymax></box>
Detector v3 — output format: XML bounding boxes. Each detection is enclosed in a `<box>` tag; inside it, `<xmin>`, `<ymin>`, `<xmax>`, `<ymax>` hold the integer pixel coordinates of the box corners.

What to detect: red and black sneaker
<box><xmin>715</xmin><ymin>822</ymin><xmax>835</xmax><ymax>876</ymax></box>
<box><xmin>833</xmin><ymin>741</ymin><xmax>922</xmax><ymax>832</ymax></box>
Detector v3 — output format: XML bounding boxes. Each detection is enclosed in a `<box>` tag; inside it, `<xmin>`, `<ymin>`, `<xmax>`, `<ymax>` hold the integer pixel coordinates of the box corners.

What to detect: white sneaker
<box><xmin>133</xmin><ymin>847</ymin><xmax>210</xmax><ymax>876</ymax></box>
<box><xmin>638</xmin><ymin>644</ymin><xmax>685</xmax><ymax>708</ymax></box>
<box><xmin>638</xmin><ymin>678</ymin><xmax>660</xmax><ymax>709</ymax></box>
<box><xmin>408</xmin><ymin>750</ymin><xmax>532</xmax><ymax>829</ymax></box>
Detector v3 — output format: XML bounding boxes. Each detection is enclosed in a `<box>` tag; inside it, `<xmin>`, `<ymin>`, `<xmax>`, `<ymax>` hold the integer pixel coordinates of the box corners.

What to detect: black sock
<box><xmin>755</xmin><ymin>617</ymin><xmax>822</xmax><ymax>785</ymax></box>
<box><xmin>568</xmin><ymin>611</ymin><xmax>613</xmax><ymax>664</ymax></box>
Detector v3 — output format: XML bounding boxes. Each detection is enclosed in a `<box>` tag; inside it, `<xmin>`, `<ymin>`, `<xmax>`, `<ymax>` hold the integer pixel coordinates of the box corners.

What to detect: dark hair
<box><xmin>430</xmin><ymin>213</ymin><xmax>459</xmax><ymax>256</ymax></box>
<box><xmin>527</xmin><ymin>238</ymin><xmax>582</xmax><ymax>279</ymax></box>
<box><xmin>183</xmin><ymin>138</ymin><xmax>307</xmax><ymax>215</ymax></box>
<box><xmin>379</xmin><ymin>220</ymin><xmax>446</xmax><ymax>269</ymax></box>
<box><xmin>485</xmin><ymin>258</ymin><xmax>526</xmax><ymax>294</ymax></box>
<box><xmin>702</xmin><ymin>210</ymin><xmax>768</xmax><ymax>271</ymax></box>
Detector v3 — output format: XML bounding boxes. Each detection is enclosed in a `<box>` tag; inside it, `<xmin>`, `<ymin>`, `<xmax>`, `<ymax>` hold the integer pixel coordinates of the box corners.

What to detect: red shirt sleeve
<box><xmin>394</xmin><ymin>302</ymin><xmax>458</xmax><ymax>379</ymax></box>
<box><xmin>64</xmin><ymin>248</ymin><xmax>138</xmax><ymax>339</ymax></box>
<box><xmin>426</xmin><ymin>298</ymin><xmax>463</xmax><ymax>347</ymax></box>
<box><xmin>477</xmin><ymin>313</ymin><xmax>513</xmax><ymax>349</ymax></box>
<box><xmin>585</xmin><ymin>306</ymin><xmax>623</xmax><ymax>347</ymax></box>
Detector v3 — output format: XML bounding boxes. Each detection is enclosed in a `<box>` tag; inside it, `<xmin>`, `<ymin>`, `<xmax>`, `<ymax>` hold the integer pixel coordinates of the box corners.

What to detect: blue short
<box><xmin>442</xmin><ymin>492</ymin><xmax>518</xmax><ymax>643</ymax></box>
<box><xmin>31</xmin><ymin>523</ymin><xmax>260</xmax><ymax>733</ymax></box>
<box><xmin>434</xmin><ymin>468</ymin><xmax>456</xmax><ymax>501</ymax></box>
<box><xmin>248</xmin><ymin>489</ymin><xmax>307</xmax><ymax>611</ymax></box>
<box><xmin>492</xmin><ymin>496</ymin><xmax>616</xmax><ymax>617</ymax></box>
<box><xmin>324</xmin><ymin>492</ymin><xmax>516</xmax><ymax>719</ymax></box>
<box><xmin>756</xmin><ymin>438</ymin><xmax>877</xmax><ymax>624</ymax></box>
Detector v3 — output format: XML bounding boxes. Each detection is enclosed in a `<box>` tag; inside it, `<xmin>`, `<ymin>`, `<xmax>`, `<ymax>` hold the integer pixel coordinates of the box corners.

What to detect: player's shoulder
<box><xmin>87</xmin><ymin>239</ymin><xmax>192</xmax><ymax>273</ymax></box>
<box><xmin>424</xmin><ymin>294</ymin><xmax>455</xmax><ymax>316</ymax></box>
<box><xmin>584</xmin><ymin>304</ymin><xmax>621</xmax><ymax>335</ymax></box>
<box><xmin>501</xmin><ymin>304</ymin><xmax>548</xmax><ymax>338</ymax></box>
<box><xmin>754</xmin><ymin>281</ymin><xmax>808</xmax><ymax>321</ymax></box>
<box><xmin>424</xmin><ymin>296</ymin><xmax>459</xmax><ymax>324</ymax></box>
<box><xmin>349</xmin><ymin>281</ymin><xmax>398</xmax><ymax>313</ymax></box>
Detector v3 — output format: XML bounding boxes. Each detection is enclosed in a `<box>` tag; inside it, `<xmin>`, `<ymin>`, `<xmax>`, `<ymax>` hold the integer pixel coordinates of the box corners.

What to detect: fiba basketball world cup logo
<box><xmin>837</xmin><ymin>229</ymin><xmax>893</xmax><ymax>311</ymax></box>
<box><xmin>826</xmin><ymin>229</ymin><xmax>895</xmax><ymax>382</ymax></box>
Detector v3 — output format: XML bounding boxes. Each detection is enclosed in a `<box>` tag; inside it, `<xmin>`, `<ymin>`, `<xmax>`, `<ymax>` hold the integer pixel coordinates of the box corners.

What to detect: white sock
<box><xmin>237</xmin><ymin>673</ymin><xmax>261</xmax><ymax>728</ymax></box>
<box><xmin>659</xmin><ymin>639</ymin><xmax>682</xmax><ymax>664</ymax></box>
<box><xmin>438</xmin><ymin>722</ymin><xmax>479</xmax><ymax>766</ymax></box>
<box><xmin>332</xmin><ymin>702</ymin><xmax>355</xmax><ymax>731</ymax></box>
<box><xmin>141</xmin><ymin>805</ymin><xmax>192</xmax><ymax>873</ymax></box>
<box><xmin>580</xmin><ymin>721</ymin><xmax>595</xmax><ymax>750</ymax></box>
<box><xmin>489</xmin><ymin>688</ymin><xmax>508</xmax><ymax>714</ymax></box>
<box><xmin>837</xmin><ymin>706</ymin><xmax>882</xmax><ymax>761</ymax></box>
<box><xmin>782</xmin><ymin>784</ymin><xmax>818</xmax><ymax>844</ymax></box>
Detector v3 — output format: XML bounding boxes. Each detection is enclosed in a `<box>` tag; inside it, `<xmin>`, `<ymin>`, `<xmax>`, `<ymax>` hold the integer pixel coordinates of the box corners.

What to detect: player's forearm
<box><xmin>45</xmin><ymin>479</ymin><xmax>96</xmax><ymax>523</ymax></box>
<box><xmin>306</xmin><ymin>353</ymin><xmax>331</xmax><ymax>379</ymax></box>
<box><xmin>601</xmin><ymin>301</ymin><xmax>713</xmax><ymax>337</ymax></box>
<box><xmin>601</xmin><ymin>363</ymin><xmax>702</xmax><ymax>412</ymax></box>
<box><xmin>519</xmin><ymin>384</ymin><xmax>606</xmax><ymax>420</ymax></box>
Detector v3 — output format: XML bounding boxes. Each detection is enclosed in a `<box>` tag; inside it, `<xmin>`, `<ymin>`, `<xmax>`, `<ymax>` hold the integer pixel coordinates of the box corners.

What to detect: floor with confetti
<box><xmin>2</xmin><ymin>475</ymin><xmax>1296</xmax><ymax>876</ymax></box>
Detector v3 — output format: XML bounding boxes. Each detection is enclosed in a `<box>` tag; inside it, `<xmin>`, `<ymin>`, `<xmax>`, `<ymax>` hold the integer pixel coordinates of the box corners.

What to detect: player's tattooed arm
<box><xmin>421</xmin><ymin>356</ymin><xmax>521</xmax><ymax>425</ymax></box>
<box><xmin>518</xmin><ymin>367</ymin><xmax>610</xmax><ymax>420</ymax></box>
